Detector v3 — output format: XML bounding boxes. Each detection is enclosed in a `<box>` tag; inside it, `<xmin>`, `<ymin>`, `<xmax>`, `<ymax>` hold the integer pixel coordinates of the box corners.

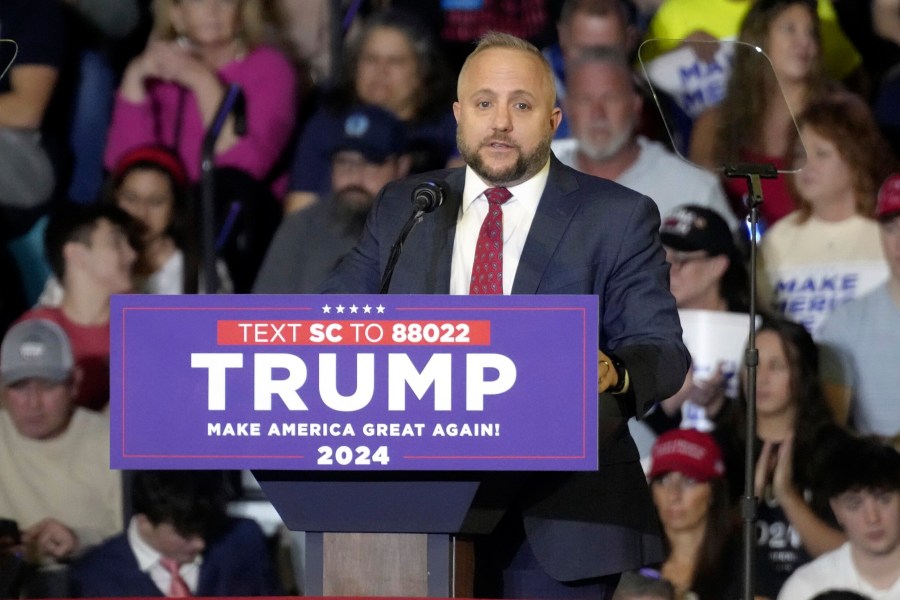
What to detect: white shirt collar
<box><xmin>128</xmin><ymin>516</ymin><xmax>161</xmax><ymax>572</ymax></box>
<box><xmin>127</xmin><ymin>516</ymin><xmax>203</xmax><ymax>572</ymax></box>
<box><xmin>461</xmin><ymin>158</ymin><xmax>552</xmax><ymax>212</ymax></box>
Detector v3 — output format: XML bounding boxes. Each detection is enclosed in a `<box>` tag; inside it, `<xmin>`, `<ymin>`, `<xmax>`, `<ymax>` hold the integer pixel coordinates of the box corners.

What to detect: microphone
<box><xmin>197</xmin><ymin>83</ymin><xmax>246</xmax><ymax>294</ymax></box>
<box><xmin>231</xmin><ymin>86</ymin><xmax>247</xmax><ymax>136</ymax></box>
<box><xmin>411</xmin><ymin>180</ymin><xmax>448</xmax><ymax>213</ymax></box>
<box><xmin>380</xmin><ymin>179</ymin><xmax>451</xmax><ymax>293</ymax></box>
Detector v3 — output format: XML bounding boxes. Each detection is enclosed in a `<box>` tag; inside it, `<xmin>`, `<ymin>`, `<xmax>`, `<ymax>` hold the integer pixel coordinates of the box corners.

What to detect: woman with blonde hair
<box><xmin>105</xmin><ymin>0</ymin><xmax>298</xmax><ymax>186</ymax></box>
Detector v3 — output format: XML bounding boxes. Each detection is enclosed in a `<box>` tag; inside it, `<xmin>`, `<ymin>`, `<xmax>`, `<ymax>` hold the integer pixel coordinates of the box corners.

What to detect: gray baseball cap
<box><xmin>0</xmin><ymin>319</ymin><xmax>74</xmax><ymax>386</ymax></box>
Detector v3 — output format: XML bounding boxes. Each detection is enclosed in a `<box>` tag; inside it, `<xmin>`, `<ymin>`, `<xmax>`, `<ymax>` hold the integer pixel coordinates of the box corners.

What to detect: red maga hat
<box><xmin>648</xmin><ymin>428</ymin><xmax>725</xmax><ymax>482</ymax></box>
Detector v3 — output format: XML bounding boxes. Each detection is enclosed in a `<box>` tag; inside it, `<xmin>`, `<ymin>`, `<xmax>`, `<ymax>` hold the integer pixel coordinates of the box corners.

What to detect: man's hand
<box><xmin>22</xmin><ymin>519</ymin><xmax>78</xmax><ymax>560</ymax></box>
<box><xmin>598</xmin><ymin>350</ymin><xmax>619</xmax><ymax>394</ymax></box>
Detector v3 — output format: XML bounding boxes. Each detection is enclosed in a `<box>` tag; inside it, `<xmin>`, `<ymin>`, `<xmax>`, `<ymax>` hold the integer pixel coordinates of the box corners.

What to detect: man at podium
<box><xmin>321</xmin><ymin>31</ymin><xmax>690</xmax><ymax>599</ymax></box>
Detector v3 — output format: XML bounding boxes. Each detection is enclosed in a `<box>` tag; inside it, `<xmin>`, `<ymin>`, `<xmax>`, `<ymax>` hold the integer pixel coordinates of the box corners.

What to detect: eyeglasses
<box><xmin>116</xmin><ymin>189</ymin><xmax>173</xmax><ymax>210</ymax></box>
<box><xmin>665</xmin><ymin>250</ymin><xmax>712</xmax><ymax>270</ymax></box>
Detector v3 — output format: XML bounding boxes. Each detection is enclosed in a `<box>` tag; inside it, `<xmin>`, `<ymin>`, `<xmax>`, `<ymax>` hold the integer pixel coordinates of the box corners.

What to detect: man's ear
<box><xmin>828</xmin><ymin>498</ymin><xmax>844</xmax><ymax>528</ymax></box>
<box><xmin>135</xmin><ymin>514</ymin><xmax>152</xmax><ymax>536</ymax></box>
<box><xmin>452</xmin><ymin>101</ymin><xmax>461</xmax><ymax>124</ymax></box>
<box><xmin>62</xmin><ymin>241</ymin><xmax>88</xmax><ymax>275</ymax></box>
<box><xmin>625</xmin><ymin>24</ymin><xmax>640</xmax><ymax>57</ymax></box>
<box><xmin>709</xmin><ymin>254</ymin><xmax>730</xmax><ymax>279</ymax></box>
<box><xmin>632</xmin><ymin>88</ymin><xmax>644</xmax><ymax>118</ymax></box>
<box><xmin>67</xmin><ymin>366</ymin><xmax>84</xmax><ymax>404</ymax></box>
<box><xmin>550</xmin><ymin>106</ymin><xmax>563</xmax><ymax>134</ymax></box>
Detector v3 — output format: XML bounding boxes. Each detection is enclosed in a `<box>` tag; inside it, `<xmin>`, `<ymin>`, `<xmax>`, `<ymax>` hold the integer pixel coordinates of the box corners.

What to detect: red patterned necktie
<box><xmin>469</xmin><ymin>187</ymin><xmax>512</xmax><ymax>295</ymax></box>
<box><xmin>160</xmin><ymin>557</ymin><xmax>192</xmax><ymax>597</ymax></box>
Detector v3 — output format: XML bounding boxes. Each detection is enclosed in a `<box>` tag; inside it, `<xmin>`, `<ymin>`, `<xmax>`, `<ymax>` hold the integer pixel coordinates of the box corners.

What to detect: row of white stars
<box><xmin>321</xmin><ymin>304</ymin><xmax>386</xmax><ymax>314</ymax></box>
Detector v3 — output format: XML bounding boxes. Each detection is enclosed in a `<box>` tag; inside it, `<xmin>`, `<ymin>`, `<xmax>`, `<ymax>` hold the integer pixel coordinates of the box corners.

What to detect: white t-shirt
<box><xmin>551</xmin><ymin>136</ymin><xmax>736</xmax><ymax>230</ymax></box>
<box><xmin>777</xmin><ymin>542</ymin><xmax>900</xmax><ymax>600</ymax></box>
<box><xmin>759</xmin><ymin>212</ymin><xmax>888</xmax><ymax>335</ymax></box>
<box><xmin>0</xmin><ymin>408</ymin><xmax>123</xmax><ymax>551</ymax></box>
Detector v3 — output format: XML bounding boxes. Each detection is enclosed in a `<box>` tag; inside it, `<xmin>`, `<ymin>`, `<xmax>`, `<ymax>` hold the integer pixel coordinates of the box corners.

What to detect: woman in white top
<box><xmin>758</xmin><ymin>91</ymin><xmax>896</xmax><ymax>335</ymax></box>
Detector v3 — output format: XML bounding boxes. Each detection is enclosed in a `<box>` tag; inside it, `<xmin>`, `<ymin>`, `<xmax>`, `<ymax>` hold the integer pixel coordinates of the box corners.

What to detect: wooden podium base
<box><xmin>305</xmin><ymin>533</ymin><xmax>474</xmax><ymax>597</ymax></box>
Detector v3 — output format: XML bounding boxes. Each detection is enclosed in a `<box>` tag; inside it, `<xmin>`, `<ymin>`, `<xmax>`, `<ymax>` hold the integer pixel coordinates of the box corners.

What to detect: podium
<box><xmin>111</xmin><ymin>294</ymin><xmax>599</xmax><ymax>597</ymax></box>
<box><xmin>254</xmin><ymin>471</ymin><xmax>525</xmax><ymax>597</ymax></box>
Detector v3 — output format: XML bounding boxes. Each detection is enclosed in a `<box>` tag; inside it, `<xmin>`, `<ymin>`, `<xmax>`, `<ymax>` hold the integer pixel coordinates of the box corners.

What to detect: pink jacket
<box><xmin>104</xmin><ymin>45</ymin><xmax>298</xmax><ymax>184</ymax></box>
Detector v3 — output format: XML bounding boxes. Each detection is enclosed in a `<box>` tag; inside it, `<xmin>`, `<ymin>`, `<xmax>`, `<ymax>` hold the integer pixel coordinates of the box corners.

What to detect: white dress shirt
<box><xmin>127</xmin><ymin>517</ymin><xmax>202</xmax><ymax>595</ymax></box>
<box><xmin>450</xmin><ymin>160</ymin><xmax>551</xmax><ymax>295</ymax></box>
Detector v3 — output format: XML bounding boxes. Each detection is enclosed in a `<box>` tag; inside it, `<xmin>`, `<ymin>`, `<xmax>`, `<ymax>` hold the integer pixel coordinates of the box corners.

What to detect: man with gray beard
<box><xmin>551</xmin><ymin>47</ymin><xmax>737</xmax><ymax>231</ymax></box>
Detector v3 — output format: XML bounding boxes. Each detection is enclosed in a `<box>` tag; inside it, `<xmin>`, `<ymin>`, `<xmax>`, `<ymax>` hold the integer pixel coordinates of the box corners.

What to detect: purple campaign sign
<box><xmin>110</xmin><ymin>294</ymin><xmax>599</xmax><ymax>471</ymax></box>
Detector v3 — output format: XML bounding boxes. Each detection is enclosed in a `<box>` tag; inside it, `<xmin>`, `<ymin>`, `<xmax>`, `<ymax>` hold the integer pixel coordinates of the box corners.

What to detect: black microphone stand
<box><xmin>380</xmin><ymin>208</ymin><xmax>428</xmax><ymax>294</ymax></box>
<box><xmin>196</xmin><ymin>83</ymin><xmax>245</xmax><ymax>295</ymax></box>
<box><xmin>723</xmin><ymin>162</ymin><xmax>777</xmax><ymax>600</ymax></box>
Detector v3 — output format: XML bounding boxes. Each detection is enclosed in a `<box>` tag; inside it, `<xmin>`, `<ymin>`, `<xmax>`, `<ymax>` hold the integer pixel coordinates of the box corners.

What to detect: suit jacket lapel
<box><xmin>512</xmin><ymin>157</ymin><xmax>583</xmax><ymax>294</ymax></box>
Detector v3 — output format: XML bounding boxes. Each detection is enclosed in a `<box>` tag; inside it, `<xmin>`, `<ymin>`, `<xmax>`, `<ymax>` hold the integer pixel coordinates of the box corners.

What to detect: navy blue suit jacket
<box><xmin>320</xmin><ymin>156</ymin><xmax>691</xmax><ymax>581</ymax></box>
<box><xmin>70</xmin><ymin>518</ymin><xmax>281</xmax><ymax>597</ymax></box>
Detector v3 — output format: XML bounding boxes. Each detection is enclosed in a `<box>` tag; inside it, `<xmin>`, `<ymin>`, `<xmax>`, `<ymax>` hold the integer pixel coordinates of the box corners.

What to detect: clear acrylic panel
<box><xmin>0</xmin><ymin>39</ymin><xmax>18</xmax><ymax>82</ymax></box>
<box><xmin>637</xmin><ymin>38</ymin><xmax>806</xmax><ymax>174</ymax></box>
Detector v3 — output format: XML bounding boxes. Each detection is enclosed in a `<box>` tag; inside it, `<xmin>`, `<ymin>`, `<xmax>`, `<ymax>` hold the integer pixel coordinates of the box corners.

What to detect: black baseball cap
<box><xmin>660</xmin><ymin>205</ymin><xmax>737</xmax><ymax>257</ymax></box>
<box><xmin>332</xmin><ymin>104</ymin><xmax>407</xmax><ymax>163</ymax></box>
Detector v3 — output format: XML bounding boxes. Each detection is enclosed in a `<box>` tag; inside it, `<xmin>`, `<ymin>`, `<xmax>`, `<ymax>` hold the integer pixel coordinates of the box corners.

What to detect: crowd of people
<box><xmin>1</xmin><ymin>0</ymin><xmax>899</xmax><ymax>599</ymax></box>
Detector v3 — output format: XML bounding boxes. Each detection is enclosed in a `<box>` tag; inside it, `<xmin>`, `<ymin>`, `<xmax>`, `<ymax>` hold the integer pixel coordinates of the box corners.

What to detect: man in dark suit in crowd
<box><xmin>321</xmin><ymin>31</ymin><xmax>690</xmax><ymax>599</ymax></box>
<box><xmin>70</xmin><ymin>471</ymin><xmax>281</xmax><ymax>598</ymax></box>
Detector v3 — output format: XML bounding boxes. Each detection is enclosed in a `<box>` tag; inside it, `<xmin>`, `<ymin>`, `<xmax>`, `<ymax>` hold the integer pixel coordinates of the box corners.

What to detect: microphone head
<box><xmin>411</xmin><ymin>180</ymin><xmax>449</xmax><ymax>213</ymax></box>
<box><xmin>228</xmin><ymin>84</ymin><xmax>247</xmax><ymax>136</ymax></box>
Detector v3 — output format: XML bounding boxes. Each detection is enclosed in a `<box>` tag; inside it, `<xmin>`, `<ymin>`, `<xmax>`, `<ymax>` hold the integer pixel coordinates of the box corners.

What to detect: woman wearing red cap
<box><xmin>648</xmin><ymin>428</ymin><xmax>740</xmax><ymax>600</ymax></box>
<box><xmin>104</xmin><ymin>145</ymin><xmax>230</xmax><ymax>294</ymax></box>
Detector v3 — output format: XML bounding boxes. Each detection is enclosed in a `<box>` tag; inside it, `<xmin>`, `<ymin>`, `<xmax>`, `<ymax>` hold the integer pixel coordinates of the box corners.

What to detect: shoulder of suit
<box><xmin>551</xmin><ymin>158</ymin><xmax>653</xmax><ymax>205</ymax></box>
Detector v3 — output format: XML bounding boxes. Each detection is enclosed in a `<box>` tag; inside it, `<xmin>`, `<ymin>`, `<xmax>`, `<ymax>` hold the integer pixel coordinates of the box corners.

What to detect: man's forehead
<box><xmin>464</xmin><ymin>48</ymin><xmax>543</xmax><ymax>77</ymax></box>
<box><xmin>459</xmin><ymin>48</ymin><xmax>553</xmax><ymax>96</ymax></box>
<box><xmin>836</xmin><ymin>487</ymin><xmax>900</xmax><ymax>500</ymax></box>
<box><xmin>568</xmin><ymin>61</ymin><xmax>632</xmax><ymax>91</ymax></box>
<box><xmin>5</xmin><ymin>376</ymin><xmax>67</xmax><ymax>390</ymax></box>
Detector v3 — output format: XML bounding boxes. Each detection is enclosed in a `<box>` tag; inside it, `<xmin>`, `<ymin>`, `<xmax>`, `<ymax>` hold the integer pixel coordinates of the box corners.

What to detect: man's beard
<box><xmin>333</xmin><ymin>186</ymin><xmax>374</xmax><ymax>236</ymax></box>
<box><xmin>576</xmin><ymin>122</ymin><xmax>633</xmax><ymax>162</ymax></box>
<box><xmin>456</xmin><ymin>131</ymin><xmax>553</xmax><ymax>186</ymax></box>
